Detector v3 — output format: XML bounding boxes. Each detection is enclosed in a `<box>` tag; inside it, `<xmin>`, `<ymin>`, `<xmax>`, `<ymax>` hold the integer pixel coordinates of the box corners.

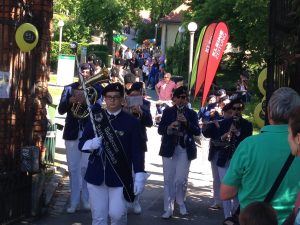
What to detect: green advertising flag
<box><xmin>189</xmin><ymin>25</ymin><xmax>207</xmax><ymax>90</ymax></box>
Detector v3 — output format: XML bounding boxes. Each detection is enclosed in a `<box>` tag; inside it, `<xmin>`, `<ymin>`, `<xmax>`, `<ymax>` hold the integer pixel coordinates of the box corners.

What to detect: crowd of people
<box><xmin>56</xmin><ymin>50</ymin><xmax>300</xmax><ymax>225</ymax></box>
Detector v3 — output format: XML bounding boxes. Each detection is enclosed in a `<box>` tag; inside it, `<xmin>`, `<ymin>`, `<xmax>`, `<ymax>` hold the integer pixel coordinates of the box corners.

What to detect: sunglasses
<box><xmin>232</xmin><ymin>107</ymin><xmax>242</xmax><ymax>111</ymax></box>
<box><xmin>164</xmin><ymin>76</ymin><xmax>170</xmax><ymax>79</ymax></box>
<box><xmin>177</xmin><ymin>95</ymin><xmax>187</xmax><ymax>99</ymax></box>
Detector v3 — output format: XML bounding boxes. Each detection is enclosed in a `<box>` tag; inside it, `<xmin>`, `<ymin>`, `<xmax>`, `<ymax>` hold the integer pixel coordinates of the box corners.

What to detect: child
<box><xmin>239</xmin><ymin>202</ymin><xmax>278</xmax><ymax>225</ymax></box>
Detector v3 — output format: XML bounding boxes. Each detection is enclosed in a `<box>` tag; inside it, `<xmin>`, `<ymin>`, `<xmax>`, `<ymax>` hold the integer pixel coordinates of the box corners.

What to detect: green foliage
<box><xmin>50</xmin><ymin>41</ymin><xmax>88</xmax><ymax>71</ymax></box>
<box><xmin>87</xmin><ymin>45</ymin><xmax>109</xmax><ymax>53</ymax></box>
<box><xmin>145</xmin><ymin>0</ymin><xmax>182</xmax><ymax>23</ymax></box>
<box><xmin>91</xmin><ymin>51</ymin><xmax>109</xmax><ymax>67</ymax></box>
<box><xmin>50</xmin><ymin>42</ymin><xmax>109</xmax><ymax>71</ymax></box>
<box><xmin>86</xmin><ymin>45</ymin><xmax>109</xmax><ymax>66</ymax></box>
<box><xmin>165</xmin><ymin>42</ymin><xmax>189</xmax><ymax>79</ymax></box>
<box><xmin>53</xmin><ymin>0</ymin><xmax>91</xmax><ymax>43</ymax></box>
<box><xmin>136</xmin><ymin>22</ymin><xmax>158</xmax><ymax>45</ymax></box>
<box><xmin>186</xmin><ymin>0</ymin><xmax>269</xmax><ymax>71</ymax></box>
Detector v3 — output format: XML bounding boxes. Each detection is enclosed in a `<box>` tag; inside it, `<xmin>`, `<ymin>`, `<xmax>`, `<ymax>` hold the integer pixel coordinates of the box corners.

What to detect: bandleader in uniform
<box><xmin>79</xmin><ymin>82</ymin><xmax>147</xmax><ymax>225</ymax></box>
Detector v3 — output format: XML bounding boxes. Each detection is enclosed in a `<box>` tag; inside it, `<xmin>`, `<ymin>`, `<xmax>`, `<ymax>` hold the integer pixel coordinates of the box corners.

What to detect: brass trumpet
<box><xmin>71</xmin><ymin>72</ymin><xmax>108</xmax><ymax>118</ymax></box>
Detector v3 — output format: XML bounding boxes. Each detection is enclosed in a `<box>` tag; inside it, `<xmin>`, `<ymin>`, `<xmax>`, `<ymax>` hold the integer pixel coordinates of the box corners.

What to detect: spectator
<box><xmin>282</xmin><ymin>106</ymin><xmax>300</xmax><ymax>225</ymax></box>
<box><xmin>123</xmin><ymin>48</ymin><xmax>132</xmax><ymax>69</ymax></box>
<box><xmin>220</xmin><ymin>87</ymin><xmax>300</xmax><ymax>224</ymax></box>
<box><xmin>239</xmin><ymin>202</ymin><xmax>278</xmax><ymax>225</ymax></box>
<box><xmin>147</xmin><ymin>58</ymin><xmax>159</xmax><ymax>90</ymax></box>
<box><xmin>155</xmin><ymin>73</ymin><xmax>176</xmax><ymax>101</ymax></box>
<box><xmin>158</xmin><ymin>56</ymin><xmax>166</xmax><ymax>81</ymax></box>
<box><xmin>158</xmin><ymin>86</ymin><xmax>200</xmax><ymax>219</ymax></box>
<box><xmin>142</xmin><ymin>59</ymin><xmax>150</xmax><ymax>83</ymax></box>
<box><xmin>236</xmin><ymin>72</ymin><xmax>251</xmax><ymax>102</ymax></box>
<box><xmin>198</xmin><ymin>95</ymin><xmax>219</xmax><ymax>122</ymax></box>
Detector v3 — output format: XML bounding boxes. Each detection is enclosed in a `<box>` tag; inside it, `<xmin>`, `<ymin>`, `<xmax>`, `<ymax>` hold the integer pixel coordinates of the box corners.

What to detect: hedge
<box><xmin>50</xmin><ymin>41</ymin><xmax>108</xmax><ymax>71</ymax></box>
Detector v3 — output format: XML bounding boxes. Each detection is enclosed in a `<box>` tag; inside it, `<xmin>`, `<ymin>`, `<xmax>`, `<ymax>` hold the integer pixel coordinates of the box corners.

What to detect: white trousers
<box><xmin>210</xmin><ymin>154</ymin><xmax>221</xmax><ymax>205</ymax></box>
<box><xmin>162</xmin><ymin>145</ymin><xmax>191</xmax><ymax>211</ymax></box>
<box><xmin>218</xmin><ymin>164</ymin><xmax>239</xmax><ymax>218</ymax></box>
<box><xmin>65</xmin><ymin>136</ymin><xmax>89</xmax><ymax>208</ymax></box>
<box><xmin>87</xmin><ymin>183</ymin><xmax>127</xmax><ymax>225</ymax></box>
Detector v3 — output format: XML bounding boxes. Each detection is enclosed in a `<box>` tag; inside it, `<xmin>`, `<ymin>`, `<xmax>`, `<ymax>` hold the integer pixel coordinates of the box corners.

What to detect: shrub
<box><xmin>91</xmin><ymin>51</ymin><xmax>109</xmax><ymax>67</ymax></box>
<box><xmin>87</xmin><ymin>44</ymin><xmax>108</xmax><ymax>53</ymax></box>
<box><xmin>50</xmin><ymin>42</ymin><xmax>108</xmax><ymax>71</ymax></box>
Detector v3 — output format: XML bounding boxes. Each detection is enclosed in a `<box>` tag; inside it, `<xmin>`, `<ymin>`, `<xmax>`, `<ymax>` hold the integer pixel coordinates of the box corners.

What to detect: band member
<box><xmin>158</xmin><ymin>86</ymin><xmax>201</xmax><ymax>218</ymax></box>
<box><xmin>202</xmin><ymin>99</ymin><xmax>253</xmax><ymax>219</ymax></box>
<box><xmin>79</xmin><ymin>83</ymin><xmax>147</xmax><ymax>225</ymax></box>
<box><xmin>58</xmin><ymin>63</ymin><xmax>103</xmax><ymax>213</ymax></box>
<box><xmin>125</xmin><ymin>82</ymin><xmax>153</xmax><ymax>214</ymax></box>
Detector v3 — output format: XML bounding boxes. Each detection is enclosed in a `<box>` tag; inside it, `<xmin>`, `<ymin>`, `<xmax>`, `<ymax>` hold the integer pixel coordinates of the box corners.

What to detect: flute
<box><xmin>199</xmin><ymin>119</ymin><xmax>224</xmax><ymax>125</ymax></box>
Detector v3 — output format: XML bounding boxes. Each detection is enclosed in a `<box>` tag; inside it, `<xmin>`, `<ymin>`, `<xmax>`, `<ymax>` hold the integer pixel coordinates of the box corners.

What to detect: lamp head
<box><xmin>58</xmin><ymin>20</ymin><xmax>64</xmax><ymax>28</ymax></box>
<box><xmin>187</xmin><ymin>22</ymin><xmax>198</xmax><ymax>32</ymax></box>
<box><xmin>70</xmin><ymin>41</ymin><xmax>78</xmax><ymax>54</ymax></box>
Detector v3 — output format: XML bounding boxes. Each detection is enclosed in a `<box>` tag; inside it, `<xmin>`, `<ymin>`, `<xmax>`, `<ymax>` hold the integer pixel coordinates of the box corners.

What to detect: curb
<box><xmin>44</xmin><ymin>165</ymin><xmax>67</xmax><ymax>207</ymax></box>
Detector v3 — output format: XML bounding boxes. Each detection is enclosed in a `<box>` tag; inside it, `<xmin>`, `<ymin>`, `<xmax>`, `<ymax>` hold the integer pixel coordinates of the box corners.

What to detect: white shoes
<box><xmin>127</xmin><ymin>200</ymin><xmax>142</xmax><ymax>214</ymax></box>
<box><xmin>66</xmin><ymin>206</ymin><xmax>77</xmax><ymax>213</ymax></box>
<box><xmin>209</xmin><ymin>203</ymin><xmax>222</xmax><ymax>210</ymax></box>
<box><xmin>161</xmin><ymin>209</ymin><xmax>173</xmax><ymax>219</ymax></box>
<box><xmin>67</xmin><ymin>202</ymin><xmax>90</xmax><ymax>213</ymax></box>
<box><xmin>133</xmin><ymin>201</ymin><xmax>142</xmax><ymax>214</ymax></box>
<box><xmin>179</xmin><ymin>204</ymin><xmax>188</xmax><ymax>216</ymax></box>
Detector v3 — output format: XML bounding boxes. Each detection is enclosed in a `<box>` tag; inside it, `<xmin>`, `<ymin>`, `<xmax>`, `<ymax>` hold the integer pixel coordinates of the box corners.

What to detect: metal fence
<box><xmin>267</xmin><ymin>0</ymin><xmax>300</xmax><ymax>102</ymax></box>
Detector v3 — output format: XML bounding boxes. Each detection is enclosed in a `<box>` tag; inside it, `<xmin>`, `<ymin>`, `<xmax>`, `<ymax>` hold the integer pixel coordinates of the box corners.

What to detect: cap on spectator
<box><xmin>173</xmin><ymin>86</ymin><xmax>188</xmax><ymax>97</ymax></box>
<box><xmin>102</xmin><ymin>82</ymin><xmax>124</xmax><ymax>97</ymax></box>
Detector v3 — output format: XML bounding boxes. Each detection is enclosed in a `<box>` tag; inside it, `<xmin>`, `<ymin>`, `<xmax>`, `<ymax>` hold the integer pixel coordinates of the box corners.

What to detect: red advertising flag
<box><xmin>201</xmin><ymin>22</ymin><xmax>229</xmax><ymax>106</ymax></box>
<box><xmin>194</xmin><ymin>23</ymin><xmax>217</xmax><ymax>99</ymax></box>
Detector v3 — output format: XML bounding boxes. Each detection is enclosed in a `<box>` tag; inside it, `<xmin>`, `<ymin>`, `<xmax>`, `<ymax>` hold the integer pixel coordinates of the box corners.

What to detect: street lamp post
<box><xmin>187</xmin><ymin>22</ymin><xmax>198</xmax><ymax>93</ymax></box>
<box><xmin>154</xmin><ymin>23</ymin><xmax>158</xmax><ymax>44</ymax></box>
<box><xmin>58</xmin><ymin>20</ymin><xmax>64</xmax><ymax>53</ymax></box>
<box><xmin>178</xmin><ymin>25</ymin><xmax>186</xmax><ymax>76</ymax></box>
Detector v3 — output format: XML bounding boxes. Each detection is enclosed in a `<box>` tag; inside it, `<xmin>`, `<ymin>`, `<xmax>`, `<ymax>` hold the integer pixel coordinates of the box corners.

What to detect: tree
<box><xmin>53</xmin><ymin>0</ymin><xmax>91</xmax><ymax>43</ymax></box>
<box><xmin>186</xmin><ymin>0</ymin><xmax>269</xmax><ymax>72</ymax></box>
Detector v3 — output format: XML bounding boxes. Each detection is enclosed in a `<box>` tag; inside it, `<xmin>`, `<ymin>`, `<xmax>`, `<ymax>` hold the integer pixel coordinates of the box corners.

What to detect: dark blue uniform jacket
<box><xmin>79</xmin><ymin>108</ymin><xmax>145</xmax><ymax>187</ymax></box>
<box><xmin>202</xmin><ymin>117</ymin><xmax>253</xmax><ymax>166</ymax></box>
<box><xmin>58</xmin><ymin>82</ymin><xmax>103</xmax><ymax>140</ymax></box>
<box><xmin>158</xmin><ymin>105</ymin><xmax>201</xmax><ymax>161</ymax></box>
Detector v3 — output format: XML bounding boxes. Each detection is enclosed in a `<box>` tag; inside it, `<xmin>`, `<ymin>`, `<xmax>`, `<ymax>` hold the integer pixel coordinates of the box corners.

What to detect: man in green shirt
<box><xmin>221</xmin><ymin>87</ymin><xmax>300</xmax><ymax>224</ymax></box>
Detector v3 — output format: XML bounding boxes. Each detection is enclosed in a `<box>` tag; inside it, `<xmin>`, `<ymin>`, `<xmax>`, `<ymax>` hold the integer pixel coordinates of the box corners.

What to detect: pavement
<box><xmin>15</xmin><ymin>89</ymin><xmax>224</xmax><ymax>225</ymax></box>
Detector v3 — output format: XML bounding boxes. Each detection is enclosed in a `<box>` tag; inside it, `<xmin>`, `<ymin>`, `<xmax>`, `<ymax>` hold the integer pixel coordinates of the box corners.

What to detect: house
<box><xmin>159</xmin><ymin>2</ymin><xmax>190</xmax><ymax>55</ymax></box>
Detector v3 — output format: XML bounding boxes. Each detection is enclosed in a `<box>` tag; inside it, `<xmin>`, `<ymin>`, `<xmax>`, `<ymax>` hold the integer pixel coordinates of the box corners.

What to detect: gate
<box><xmin>0</xmin><ymin>0</ymin><xmax>52</xmax><ymax>223</ymax></box>
<box><xmin>267</xmin><ymin>0</ymin><xmax>300</xmax><ymax>102</ymax></box>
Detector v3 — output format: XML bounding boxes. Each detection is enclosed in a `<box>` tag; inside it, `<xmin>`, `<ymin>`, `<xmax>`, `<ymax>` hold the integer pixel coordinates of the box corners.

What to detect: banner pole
<box><xmin>188</xmin><ymin>31</ymin><xmax>195</xmax><ymax>94</ymax></box>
